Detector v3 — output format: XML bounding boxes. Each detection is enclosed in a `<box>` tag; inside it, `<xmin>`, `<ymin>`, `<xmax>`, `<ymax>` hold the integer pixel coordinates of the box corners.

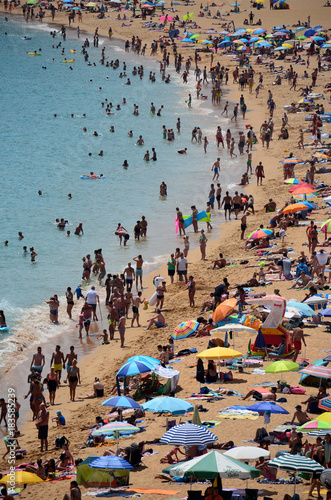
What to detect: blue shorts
<box><xmin>209</xmin><ymin>196</ymin><xmax>215</xmax><ymax>203</ymax></box>
<box><xmin>135</xmin><ymin>269</ymin><xmax>143</xmax><ymax>276</ymax></box>
<box><xmin>156</xmin><ymin>321</ymin><xmax>165</xmax><ymax>328</ymax></box>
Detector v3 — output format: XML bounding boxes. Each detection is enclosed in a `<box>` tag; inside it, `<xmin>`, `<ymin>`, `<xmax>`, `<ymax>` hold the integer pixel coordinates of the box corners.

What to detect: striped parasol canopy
<box><xmin>92</xmin><ymin>422</ymin><xmax>140</xmax><ymax>436</ymax></box>
<box><xmin>293</xmin><ymin>193</ymin><xmax>318</xmax><ymax>201</ymax></box>
<box><xmin>319</xmin><ymin>396</ymin><xmax>331</xmax><ymax>411</ymax></box>
<box><xmin>281</xmin><ymin>158</ymin><xmax>303</xmax><ymax>164</ymax></box>
<box><xmin>268</xmin><ymin>453</ymin><xmax>324</xmax><ymax>473</ymax></box>
<box><xmin>315</xmin><ymin>412</ymin><xmax>331</xmax><ymax>423</ymax></box>
<box><xmin>313</xmin><ymin>152</ymin><xmax>330</xmax><ymax>159</ymax></box>
<box><xmin>160</xmin><ymin>423</ymin><xmax>217</xmax><ymax>446</ymax></box>
<box><xmin>172</xmin><ymin>320</ymin><xmax>199</xmax><ymax>340</ymax></box>
<box><xmin>299</xmin><ymin>364</ymin><xmax>331</xmax><ymax>379</ymax></box>
<box><xmin>297</xmin><ymin>419</ymin><xmax>331</xmax><ymax>432</ymax></box>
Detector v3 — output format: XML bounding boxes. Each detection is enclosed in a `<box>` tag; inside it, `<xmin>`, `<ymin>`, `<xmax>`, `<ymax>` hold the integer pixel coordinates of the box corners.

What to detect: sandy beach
<box><xmin>1</xmin><ymin>0</ymin><xmax>331</xmax><ymax>498</ymax></box>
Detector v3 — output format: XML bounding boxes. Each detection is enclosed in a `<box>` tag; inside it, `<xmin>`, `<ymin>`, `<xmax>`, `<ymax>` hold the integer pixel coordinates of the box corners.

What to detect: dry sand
<box><xmin>1</xmin><ymin>0</ymin><xmax>331</xmax><ymax>498</ymax></box>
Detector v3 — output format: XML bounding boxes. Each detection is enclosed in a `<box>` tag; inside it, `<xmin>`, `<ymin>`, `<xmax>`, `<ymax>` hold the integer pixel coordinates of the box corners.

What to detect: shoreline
<box><xmin>2</xmin><ymin>2</ymin><xmax>331</xmax><ymax>498</ymax></box>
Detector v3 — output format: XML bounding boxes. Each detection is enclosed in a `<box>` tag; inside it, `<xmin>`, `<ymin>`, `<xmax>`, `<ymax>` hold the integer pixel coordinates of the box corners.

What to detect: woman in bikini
<box><xmin>68</xmin><ymin>360</ymin><xmax>81</xmax><ymax>402</ymax></box>
<box><xmin>66</xmin><ymin>287</ymin><xmax>74</xmax><ymax>320</ymax></box>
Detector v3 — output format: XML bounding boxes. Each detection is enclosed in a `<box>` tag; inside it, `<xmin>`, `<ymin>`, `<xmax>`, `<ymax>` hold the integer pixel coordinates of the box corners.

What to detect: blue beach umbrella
<box><xmin>169</xmin><ymin>29</ymin><xmax>179</xmax><ymax>38</ymax></box>
<box><xmin>318</xmin><ymin>307</ymin><xmax>331</xmax><ymax>317</ymax></box>
<box><xmin>304</xmin><ymin>29</ymin><xmax>317</xmax><ymax>37</ymax></box>
<box><xmin>116</xmin><ymin>359</ymin><xmax>156</xmax><ymax>378</ymax></box>
<box><xmin>218</xmin><ymin>40</ymin><xmax>233</xmax><ymax>47</ymax></box>
<box><xmin>160</xmin><ymin>423</ymin><xmax>217</xmax><ymax>446</ymax></box>
<box><xmin>101</xmin><ymin>396</ymin><xmax>141</xmax><ymax>409</ymax></box>
<box><xmin>181</xmin><ymin>38</ymin><xmax>194</xmax><ymax>42</ymax></box>
<box><xmin>141</xmin><ymin>396</ymin><xmax>194</xmax><ymax>415</ymax></box>
<box><xmin>255</xmin><ymin>328</ymin><xmax>267</xmax><ymax>350</ymax></box>
<box><xmin>287</xmin><ymin>300</ymin><xmax>317</xmax><ymax>317</ymax></box>
<box><xmin>249</xmin><ymin>402</ymin><xmax>289</xmax><ymax>414</ymax></box>
<box><xmin>126</xmin><ymin>355</ymin><xmax>160</xmax><ymax>367</ymax></box>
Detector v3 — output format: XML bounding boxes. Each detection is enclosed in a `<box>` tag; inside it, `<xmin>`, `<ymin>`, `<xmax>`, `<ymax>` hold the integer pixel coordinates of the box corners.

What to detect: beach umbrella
<box><xmin>255</xmin><ymin>328</ymin><xmax>267</xmax><ymax>350</ymax></box>
<box><xmin>116</xmin><ymin>359</ymin><xmax>157</xmax><ymax>378</ymax></box>
<box><xmin>247</xmin><ymin>228</ymin><xmax>273</xmax><ymax>240</ymax></box>
<box><xmin>282</xmin><ymin>203</ymin><xmax>309</xmax><ymax>214</ymax></box>
<box><xmin>248</xmin><ymin>402</ymin><xmax>289</xmax><ymax>415</ymax></box>
<box><xmin>256</xmin><ymin>41</ymin><xmax>273</xmax><ymax>48</ymax></box>
<box><xmin>210</xmin><ymin>324</ymin><xmax>257</xmax><ymax>335</ymax></box>
<box><xmin>236</xmin><ymin>45</ymin><xmax>249</xmax><ymax>52</ymax></box>
<box><xmin>172</xmin><ymin>320</ymin><xmax>199</xmax><ymax>339</ymax></box>
<box><xmin>160</xmin><ymin>423</ymin><xmax>217</xmax><ymax>446</ymax></box>
<box><xmin>283</xmin><ymin>178</ymin><xmax>302</xmax><ymax>185</ymax></box>
<box><xmin>299</xmin><ymin>365</ymin><xmax>331</xmax><ymax>379</ymax></box>
<box><xmin>101</xmin><ymin>396</ymin><xmax>141</xmax><ymax>409</ymax></box>
<box><xmin>321</xmin><ymin>219</ymin><xmax>331</xmax><ymax>235</ymax></box>
<box><xmin>169</xmin><ymin>29</ymin><xmax>179</xmax><ymax>38</ymax></box>
<box><xmin>293</xmin><ymin>193</ymin><xmax>318</xmax><ymax>201</ymax></box>
<box><xmin>141</xmin><ymin>396</ymin><xmax>193</xmax><ymax>415</ymax></box>
<box><xmin>316</xmin><ymin>306</ymin><xmax>331</xmax><ymax>316</ymax></box>
<box><xmin>296</xmin><ymin>35</ymin><xmax>307</xmax><ymax>40</ymax></box>
<box><xmin>224</xmin><ymin>446</ymin><xmax>270</xmax><ymax>461</ymax></box>
<box><xmin>268</xmin><ymin>453</ymin><xmax>324</xmax><ymax>494</ymax></box>
<box><xmin>316</xmin><ymin>412</ymin><xmax>331</xmax><ymax>423</ymax></box>
<box><xmin>181</xmin><ymin>38</ymin><xmax>195</xmax><ymax>42</ymax></box>
<box><xmin>305</xmin><ymin>295</ymin><xmax>328</xmax><ymax>305</ymax></box>
<box><xmin>313</xmin><ymin>152</ymin><xmax>330</xmax><ymax>159</ymax></box>
<box><xmin>304</xmin><ymin>29</ymin><xmax>317</xmax><ymax>37</ymax></box>
<box><xmin>0</xmin><ymin>471</ymin><xmax>43</xmax><ymax>484</ymax></box>
<box><xmin>218</xmin><ymin>40</ymin><xmax>233</xmax><ymax>48</ymax></box>
<box><xmin>127</xmin><ymin>355</ymin><xmax>160</xmax><ymax>367</ymax></box>
<box><xmin>86</xmin><ymin>2</ymin><xmax>97</xmax><ymax>5</ymax></box>
<box><xmin>211</xmin><ymin>298</ymin><xmax>237</xmax><ymax>323</ymax></box>
<box><xmin>92</xmin><ymin>422</ymin><xmax>140</xmax><ymax>437</ymax></box>
<box><xmin>312</xmin><ymin>36</ymin><xmax>325</xmax><ymax>41</ymax></box>
<box><xmin>282</xmin><ymin>43</ymin><xmax>294</xmax><ymax>49</ymax></box>
<box><xmin>289</xmin><ymin>184</ymin><xmax>315</xmax><ymax>194</ymax></box>
<box><xmin>273</xmin><ymin>47</ymin><xmax>290</xmax><ymax>51</ymax></box>
<box><xmin>295</xmin><ymin>27</ymin><xmax>306</xmax><ymax>33</ymax></box>
<box><xmin>265</xmin><ymin>360</ymin><xmax>299</xmax><ymax>374</ymax></box>
<box><xmin>89</xmin><ymin>456</ymin><xmax>134</xmax><ymax>471</ymax></box>
<box><xmin>163</xmin><ymin>450</ymin><xmax>260</xmax><ymax>479</ymax></box>
<box><xmin>297</xmin><ymin>98</ymin><xmax>313</xmax><ymax>104</ymax></box>
<box><xmin>201</xmin><ymin>41</ymin><xmax>213</xmax><ymax>45</ymax></box>
<box><xmin>297</xmin><ymin>420</ymin><xmax>331</xmax><ymax>432</ymax></box>
<box><xmin>190</xmin><ymin>34</ymin><xmax>200</xmax><ymax>39</ymax></box>
<box><xmin>299</xmin><ymin>201</ymin><xmax>314</xmax><ymax>210</ymax></box>
<box><xmin>196</xmin><ymin>346</ymin><xmax>242</xmax><ymax>360</ymax></box>
<box><xmin>219</xmin><ymin>30</ymin><xmax>230</xmax><ymax>35</ymax></box>
<box><xmin>319</xmin><ymin>396</ymin><xmax>331</xmax><ymax>411</ymax></box>
<box><xmin>285</xmin><ymin>306</ymin><xmax>304</xmax><ymax>319</ymax></box>
<box><xmin>26</xmin><ymin>0</ymin><xmax>39</xmax><ymax>3</ymax></box>
<box><xmin>249</xmin><ymin>36</ymin><xmax>263</xmax><ymax>43</ymax></box>
<box><xmin>251</xmin><ymin>28</ymin><xmax>266</xmax><ymax>35</ymax></box>
<box><xmin>281</xmin><ymin>158</ymin><xmax>303</xmax><ymax>164</ymax></box>
<box><xmin>287</xmin><ymin>300</ymin><xmax>317</xmax><ymax>317</ymax></box>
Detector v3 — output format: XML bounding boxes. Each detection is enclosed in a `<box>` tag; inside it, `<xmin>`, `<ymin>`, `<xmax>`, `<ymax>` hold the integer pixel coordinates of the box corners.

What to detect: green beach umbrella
<box><xmin>268</xmin><ymin>453</ymin><xmax>324</xmax><ymax>494</ymax></box>
<box><xmin>190</xmin><ymin>34</ymin><xmax>200</xmax><ymax>39</ymax></box>
<box><xmin>27</xmin><ymin>0</ymin><xmax>38</xmax><ymax>4</ymax></box>
<box><xmin>297</xmin><ymin>419</ymin><xmax>331</xmax><ymax>432</ymax></box>
<box><xmin>163</xmin><ymin>450</ymin><xmax>260</xmax><ymax>479</ymax></box>
<box><xmin>265</xmin><ymin>360</ymin><xmax>299</xmax><ymax>374</ymax></box>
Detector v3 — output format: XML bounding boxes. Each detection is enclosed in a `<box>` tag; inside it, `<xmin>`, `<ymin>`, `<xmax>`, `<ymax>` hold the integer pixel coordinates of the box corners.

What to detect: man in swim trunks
<box><xmin>50</xmin><ymin>345</ymin><xmax>65</xmax><ymax>384</ymax></box>
<box><xmin>81</xmin><ymin>302</ymin><xmax>94</xmax><ymax>336</ymax></box>
<box><xmin>216</xmin><ymin>184</ymin><xmax>222</xmax><ymax>209</ymax></box>
<box><xmin>64</xmin><ymin>346</ymin><xmax>77</xmax><ymax>383</ymax></box>
<box><xmin>123</xmin><ymin>262</ymin><xmax>135</xmax><ymax>291</ymax></box>
<box><xmin>107</xmin><ymin>300</ymin><xmax>117</xmax><ymax>340</ymax></box>
<box><xmin>292</xmin><ymin>322</ymin><xmax>306</xmax><ymax>362</ymax></box>
<box><xmin>221</xmin><ymin>191</ymin><xmax>233</xmax><ymax>220</ymax></box>
<box><xmin>233</xmin><ymin>191</ymin><xmax>242</xmax><ymax>220</ymax></box>
<box><xmin>133</xmin><ymin>255</ymin><xmax>144</xmax><ymax>289</ymax></box>
<box><xmin>145</xmin><ymin>309</ymin><xmax>166</xmax><ymax>330</ymax></box>
<box><xmin>131</xmin><ymin>291</ymin><xmax>145</xmax><ymax>327</ymax></box>
<box><xmin>86</xmin><ymin>286</ymin><xmax>99</xmax><ymax>321</ymax></box>
<box><xmin>255</xmin><ymin>162</ymin><xmax>265</xmax><ymax>186</ymax></box>
<box><xmin>211</xmin><ymin>158</ymin><xmax>220</xmax><ymax>181</ymax></box>
<box><xmin>30</xmin><ymin>346</ymin><xmax>45</xmax><ymax>374</ymax></box>
<box><xmin>140</xmin><ymin>216</ymin><xmax>148</xmax><ymax>237</ymax></box>
<box><xmin>36</xmin><ymin>403</ymin><xmax>49</xmax><ymax>452</ymax></box>
<box><xmin>208</xmin><ymin>184</ymin><xmax>215</xmax><ymax>209</ymax></box>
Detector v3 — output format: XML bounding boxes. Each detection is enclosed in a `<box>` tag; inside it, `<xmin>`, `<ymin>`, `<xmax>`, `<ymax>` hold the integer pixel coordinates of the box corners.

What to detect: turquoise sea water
<box><xmin>0</xmin><ymin>15</ymin><xmax>245</xmax><ymax>370</ymax></box>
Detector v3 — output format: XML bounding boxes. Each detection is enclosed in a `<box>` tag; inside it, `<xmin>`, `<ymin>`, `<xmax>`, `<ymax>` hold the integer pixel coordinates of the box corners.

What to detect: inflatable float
<box><xmin>61</xmin><ymin>60</ymin><xmax>75</xmax><ymax>63</ymax></box>
<box><xmin>70</xmin><ymin>49</ymin><xmax>76</xmax><ymax>54</ymax></box>
<box><xmin>176</xmin><ymin>211</ymin><xmax>210</xmax><ymax>232</ymax></box>
<box><xmin>149</xmin><ymin>276</ymin><xmax>165</xmax><ymax>306</ymax></box>
<box><xmin>27</xmin><ymin>52</ymin><xmax>41</xmax><ymax>55</ymax></box>
<box><xmin>81</xmin><ymin>175</ymin><xmax>106</xmax><ymax>179</ymax></box>
<box><xmin>20</xmin><ymin>36</ymin><xmax>31</xmax><ymax>40</ymax></box>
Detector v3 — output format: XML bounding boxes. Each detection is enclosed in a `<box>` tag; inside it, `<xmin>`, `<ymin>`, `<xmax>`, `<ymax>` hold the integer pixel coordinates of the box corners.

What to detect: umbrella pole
<box><xmin>293</xmin><ymin>472</ymin><xmax>296</xmax><ymax>495</ymax></box>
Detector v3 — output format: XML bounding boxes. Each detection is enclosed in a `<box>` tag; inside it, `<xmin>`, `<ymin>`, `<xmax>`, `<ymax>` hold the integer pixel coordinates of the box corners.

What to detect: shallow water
<box><xmin>0</xmin><ymin>15</ymin><xmax>245</xmax><ymax>371</ymax></box>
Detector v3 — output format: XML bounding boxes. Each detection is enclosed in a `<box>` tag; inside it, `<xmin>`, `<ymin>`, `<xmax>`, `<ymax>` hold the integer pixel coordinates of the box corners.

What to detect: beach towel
<box><xmin>247</xmin><ymin>387</ymin><xmax>271</xmax><ymax>393</ymax></box>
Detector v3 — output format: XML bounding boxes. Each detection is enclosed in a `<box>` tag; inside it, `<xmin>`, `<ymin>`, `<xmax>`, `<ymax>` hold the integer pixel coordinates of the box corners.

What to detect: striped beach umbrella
<box><xmin>172</xmin><ymin>320</ymin><xmax>199</xmax><ymax>340</ymax></box>
<box><xmin>312</xmin><ymin>152</ymin><xmax>330</xmax><ymax>159</ymax></box>
<box><xmin>293</xmin><ymin>193</ymin><xmax>318</xmax><ymax>201</ymax></box>
<box><xmin>319</xmin><ymin>396</ymin><xmax>331</xmax><ymax>411</ymax></box>
<box><xmin>299</xmin><ymin>364</ymin><xmax>331</xmax><ymax>378</ymax></box>
<box><xmin>297</xmin><ymin>419</ymin><xmax>331</xmax><ymax>432</ymax></box>
<box><xmin>321</xmin><ymin>219</ymin><xmax>331</xmax><ymax>234</ymax></box>
<box><xmin>163</xmin><ymin>450</ymin><xmax>260</xmax><ymax>479</ymax></box>
<box><xmin>160</xmin><ymin>423</ymin><xmax>217</xmax><ymax>446</ymax></box>
<box><xmin>268</xmin><ymin>453</ymin><xmax>324</xmax><ymax>493</ymax></box>
<box><xmin>247</xmin><ymin>229</ymin><xmax>273</xmax><ymax>240</ymax></box>
<box><xmin>92</xmin><ymin>422</ymin><xmax>140</xmax><ymax>437</ymax></box>
<box><xmin>141</xmin><ymin>396</ymin><xmax>194</xmax><ymax>415</ymax></box>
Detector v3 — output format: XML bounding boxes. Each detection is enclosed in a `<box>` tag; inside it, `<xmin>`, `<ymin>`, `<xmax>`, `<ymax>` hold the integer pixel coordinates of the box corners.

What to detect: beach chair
<box><xmin>269</xmin><ymin>343</ymin><xmax>286</xmax><ymax>358</ymax></box>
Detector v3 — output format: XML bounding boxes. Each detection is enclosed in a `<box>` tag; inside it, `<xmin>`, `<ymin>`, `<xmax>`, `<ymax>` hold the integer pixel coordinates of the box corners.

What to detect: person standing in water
<box><xmin>66</xmin><ymin>287</ymin><xmax>74</xmax><ymax>319</ymax></box>
<box><xmin>176</xmin><ymin>208</ymin><xmax>185</xmax><ymax>236</ymax></box>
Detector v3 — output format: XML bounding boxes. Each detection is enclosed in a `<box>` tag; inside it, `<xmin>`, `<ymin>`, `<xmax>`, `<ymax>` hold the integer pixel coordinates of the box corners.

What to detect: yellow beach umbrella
<box><xmin>282</xmin><ymin>43</ymin><xmax>294</xmax><ymax>48</ymax></box>
<box><xmin>315</xmin><ymin>412</ymin><xmax>331</xmax><ymax>423</ymax></box>
<box><xmin>197</xmin><ymin>346</ymin><xmax>242</xmax><ymax>359</ymax></box>
<box><xmin>0</xmin><ymin>471</ymin><xmax>43</xmax><ymax>484</ymax></box>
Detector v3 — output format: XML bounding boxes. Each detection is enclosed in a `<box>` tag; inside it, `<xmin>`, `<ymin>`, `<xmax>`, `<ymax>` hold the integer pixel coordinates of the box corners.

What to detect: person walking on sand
<box><xmin>191</xmin><ymin>205</ymin><xmax>198</xmax><ymax>233</ymax></box>
<box><xmin>255</xmin><ymin>162</ymin><xmax>264</xmax><ymax>186</ymax></box>
<box><xmin>50</xmin><ymin>345</ymin><xmax>65</xmax><ymax>384</ymax></box>
<box><xmin>66</xmin><ymin>287</ymin><xmax>74</xmax><ymax>319</ymax></box>
<box><xmin>80</xmin><ymin>302</ymin><xmax>93</xmax><ymax>337</ymax></box>
<box><xmin>68</xmin><ymin>359</ymin><xmax>80</xmax><ymax>401</ymax></box>
<box><xmin>43</xmin><ymin>296</ymin><xmax>59</xmax><ymax>324</ymax></box>
<box><xmin>118</xmin><ymin>314</ymin><xmax>126</xmax><ymax>347</ymax></box>
<box><xmin>241</xmin><ymin>213</ymin><xmax>249</xmax><ymax>240</ymax></box>
<box><xmin>298</xmin><ymin>128</ymin><xmax>305</xmax><ymax>149</ymax></box>
<box><xmin>199</xmin><ymin>230</ymin><xmax>208</xmax><ymax>260</ymax></box>
<box><xmin>230</xmin><ymin>138</ymin><xmax>237</xmax><ymax>158</ymax></box>
<box><xmin>35</xmin><ymin>403</ymin><xmax>49</xmax><ymax>452</ymax></box>
<box><xmin>131</xmin><ymin>291</ymin><xmax>144</xmax><ymax>327</ymax></box>
<box><xmin>30</xmin><ymin>346</ymin><xmax>45</xmax><ymax>374</ymax></box>
<box><xmin>86</xmin><ymin>286</ymin><xmax>99</xmax><ymax>321</ymax></box>
<box><xmin>216</xmin><ymin>184</ymin><xmax>222</xmax><ymax>209</ymax></box>
<box><xmin>292</xmin><ymin>322</ymin><xmax>306</xmax><ymax>362</ymax></box>
<box><xmin>187</xmin><ymin>275</ymin><xmax>196</xmax><ymax>307</ymax></box>
<box><xmin>133</xmin><ymin>255</ymin><xmax>144</xmax><ymax>289</ymax></box>
<box><xmin>64</xmin><ymin>346</ymin><xmax>77</xmax><ymax>383</ymax></box>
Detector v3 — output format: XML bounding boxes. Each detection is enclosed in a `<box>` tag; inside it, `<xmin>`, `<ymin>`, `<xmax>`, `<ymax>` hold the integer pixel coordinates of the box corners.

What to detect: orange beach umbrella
<box><xmin>211</xmin><ymin>298</ymin><xmax>238</xmax><ymax>323</ymax></box>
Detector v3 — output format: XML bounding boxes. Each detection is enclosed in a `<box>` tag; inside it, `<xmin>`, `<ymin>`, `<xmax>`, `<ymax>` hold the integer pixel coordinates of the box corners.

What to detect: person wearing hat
<box><xmin>52</xmin><ymin>410</ymin><xmax>66</xmax><ymax>427</ymax></box>
<box><xmin>291</xmin><ymin>404</ymin><xmax>311</xmax><ymax>426</ymax></box>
